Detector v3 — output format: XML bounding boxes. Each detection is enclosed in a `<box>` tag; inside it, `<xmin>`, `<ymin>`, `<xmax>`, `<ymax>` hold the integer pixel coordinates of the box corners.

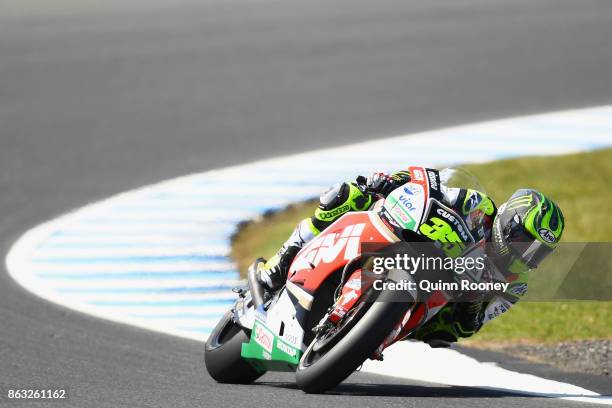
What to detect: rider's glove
<box><xmin>366</xmin><ymin>173</ymin><xmax>394</xmax><ymax>196</ymax></box>
<box><xmin>365</xmin><ymin>170</ymin><xmax>411</xmax><ymax>196</ymax></box>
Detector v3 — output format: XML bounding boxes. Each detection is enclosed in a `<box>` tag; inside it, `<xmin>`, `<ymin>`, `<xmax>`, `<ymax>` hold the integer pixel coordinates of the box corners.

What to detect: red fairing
<box><xmin>407</xmin><ymin>166</ymin><xmax>429</xmax><ymax>202</ymax></box>
<box><xmin>288</xmin><ymin>212</ymin><xmax>394</xmax><ymax>293</ymax></box>
<box><xmin>393</xmin><ymin>291</ymin><xmax>447</xmax><ymax>344</ymax></box>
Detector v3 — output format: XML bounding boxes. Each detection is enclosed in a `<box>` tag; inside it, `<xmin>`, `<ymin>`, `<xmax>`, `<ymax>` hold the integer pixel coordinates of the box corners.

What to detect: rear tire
<box><xmin>204</xmin><ymin>310</ymin><xmax>264</xmax><ymax>384</ymax></box>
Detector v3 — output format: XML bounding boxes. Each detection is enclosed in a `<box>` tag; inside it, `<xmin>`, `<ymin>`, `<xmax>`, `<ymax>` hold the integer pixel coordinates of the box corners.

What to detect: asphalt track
<box><xmin>1</xmin><ymin>0</ymin><xmax>612</xmax><ymax>406</ymax></box>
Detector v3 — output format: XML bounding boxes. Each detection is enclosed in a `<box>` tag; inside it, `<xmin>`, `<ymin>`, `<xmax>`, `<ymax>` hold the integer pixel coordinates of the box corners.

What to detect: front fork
<box><xmin>326</xmin><ymin>269</ymin><xmax>411</xmax><ymax>359</ymax></box>
<box><xmin>326</xmin><ymin>269</ymin><xmax>448</xmax><ymax>360</ymax></box>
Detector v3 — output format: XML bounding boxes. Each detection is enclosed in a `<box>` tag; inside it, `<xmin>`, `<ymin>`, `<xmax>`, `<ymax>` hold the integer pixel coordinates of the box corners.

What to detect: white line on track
<box><xmin>31</xmin><ymin>246</ymin><xmax>231</xmax><ymax>259</ymax></box>
<box><xmin>364</xmin><ymin>342</ymin><xmax>612</xmax><ymax>405</ymax></box>
<box><xmin>6</xmin><ymin>106</ymin><xmax>612</xmax><ymax>403</ymax></box>
<box><xmin>39</xmin><ymin>278</ymin><xmax>239</xmax><ymax>289</ymax></box>
<box><xmin>30</xmin><ymin>261</ymin><xmax>234</xmax><ymax>274</ymax></box>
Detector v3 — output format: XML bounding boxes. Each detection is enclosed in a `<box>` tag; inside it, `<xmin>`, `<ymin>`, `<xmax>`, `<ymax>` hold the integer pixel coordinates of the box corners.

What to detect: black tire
<box><xmin>204</xmin><ymin>310</ymin><xmax>264</xmax><ymax>384</ymax></box>
<box><xmin>296</xmin><ymin>271</ymin><xmax>413</xmax><ymax>393</ymax></box>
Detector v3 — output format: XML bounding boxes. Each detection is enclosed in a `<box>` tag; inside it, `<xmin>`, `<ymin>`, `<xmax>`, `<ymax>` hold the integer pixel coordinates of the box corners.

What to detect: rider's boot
<box><xmin>256</xmin><ymin>218</ymin><xmax>316</xmax><ymax>294</ymax></box>
<box><xmin>257</xmin><ymin>244</ymin><xmax>302</xmax><ymax>292</ymax></box>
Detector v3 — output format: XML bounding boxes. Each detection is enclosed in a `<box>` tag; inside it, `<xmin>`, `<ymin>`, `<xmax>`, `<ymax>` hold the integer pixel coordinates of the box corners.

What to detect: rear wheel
<box><xmin>204</xmin><ymin>310</ymin><xmax>264</xmax><ymax>384</ymax></box>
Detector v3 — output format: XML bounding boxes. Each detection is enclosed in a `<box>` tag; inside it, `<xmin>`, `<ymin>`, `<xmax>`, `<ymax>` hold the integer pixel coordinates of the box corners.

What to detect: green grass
<box><xmin>232</xmin><ymin>201</ymin><xmax>318</xmax><ymax>276</ymax></box>
<box><xmin>231</xmin><ymin>148</ymin><xmax>612</xmax><ymax>344</ymax></box>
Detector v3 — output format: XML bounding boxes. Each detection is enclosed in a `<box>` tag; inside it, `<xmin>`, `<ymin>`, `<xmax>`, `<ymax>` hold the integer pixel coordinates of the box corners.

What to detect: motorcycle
<box><xmin>205</xmin><ymin>166</ymin><xmax>490</xmax><ymax>393</ymax></box>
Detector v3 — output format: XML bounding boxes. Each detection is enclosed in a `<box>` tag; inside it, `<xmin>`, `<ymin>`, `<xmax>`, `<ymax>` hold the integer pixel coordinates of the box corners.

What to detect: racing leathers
<box><xmin>258</xmin><ymin>168</ymin><xmax>530</xmax><ymax>346</ymax></box>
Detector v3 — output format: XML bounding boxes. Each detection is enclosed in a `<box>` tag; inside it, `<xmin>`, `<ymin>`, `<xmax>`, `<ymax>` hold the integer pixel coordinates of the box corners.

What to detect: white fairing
<box><xmin>383</xmin><ymin>182</ymin><xmax>427</xmax><ymax>231</ymax></box>
<box><xmin>236</xmin><ymin>288</ymin><xmax>306</xmax><ymax>351</ymax></box>
<box><xmin>264</xmin><ymin>289</ymin><xmax>306</xmax><ymax>349</ymax></box>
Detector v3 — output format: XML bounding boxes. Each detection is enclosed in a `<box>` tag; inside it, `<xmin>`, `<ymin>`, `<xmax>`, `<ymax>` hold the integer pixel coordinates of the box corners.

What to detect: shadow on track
<box><xmin>256</xmin><ymin>379</ymin><xmax>536</xmax><ymax>399</ymax></box>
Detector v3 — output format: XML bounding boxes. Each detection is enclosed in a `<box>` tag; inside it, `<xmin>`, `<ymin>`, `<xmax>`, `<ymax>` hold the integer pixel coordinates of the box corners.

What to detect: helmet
<box><xmin>492</xmin><ymin>189</ymin><xmax>564</xmax><ymax>269</ymax></box>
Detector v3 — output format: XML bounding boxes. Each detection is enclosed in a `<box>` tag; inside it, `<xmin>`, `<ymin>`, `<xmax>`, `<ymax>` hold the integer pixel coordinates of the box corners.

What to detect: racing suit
<box><xmin>260</xmin><ymin>169</ymin><xmax>530</xmax><ymax>346</ymax></box>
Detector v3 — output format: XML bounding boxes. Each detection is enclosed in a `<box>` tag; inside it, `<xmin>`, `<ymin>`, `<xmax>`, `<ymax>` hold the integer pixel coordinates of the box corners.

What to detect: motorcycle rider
<box><xmin>257</xmin><ymin>168</ymin><xmax>565</xmax><ymax>347</ymax></box>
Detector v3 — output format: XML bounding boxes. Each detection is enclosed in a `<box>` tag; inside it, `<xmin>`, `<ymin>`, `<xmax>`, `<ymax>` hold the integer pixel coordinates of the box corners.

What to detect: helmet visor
<box><xmin>502</xmin><ymin>215</ymin><xmax>554</xmax><ymax>268</ymax></box>
<box><xmin>519</xmin><ymin>240</ymin><xmax>554</xmax><ymax>268</ymax></box>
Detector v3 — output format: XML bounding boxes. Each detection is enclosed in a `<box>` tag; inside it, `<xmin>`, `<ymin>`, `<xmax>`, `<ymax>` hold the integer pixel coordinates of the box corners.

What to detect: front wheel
<box><xmin>296</xmin><ymin>284</ymin><xmax>412</xmax><ymax>393</ymax></box>
<box><xmin>204</xmin><ymin>310</ymin><xmax>264</xmax><ymax>384</ymax></box>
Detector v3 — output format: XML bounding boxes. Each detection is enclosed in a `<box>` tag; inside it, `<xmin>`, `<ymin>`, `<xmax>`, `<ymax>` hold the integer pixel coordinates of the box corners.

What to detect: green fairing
<box><xmin>241</xmin><ymin>321</ymin><xmax>301</xmax><ymax>373</ymax></box>
<box><xmin>386</xmin><ymin>195</ymin><xmax>417</xmax><ymax>230</ymax></box>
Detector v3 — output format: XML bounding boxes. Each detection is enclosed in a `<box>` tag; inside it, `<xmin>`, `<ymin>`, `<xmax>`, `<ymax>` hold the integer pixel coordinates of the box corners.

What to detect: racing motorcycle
<box><xmin>205</xmin><ymin>166</ymin><xmax>490</xmax><ymax>393</ymax></box>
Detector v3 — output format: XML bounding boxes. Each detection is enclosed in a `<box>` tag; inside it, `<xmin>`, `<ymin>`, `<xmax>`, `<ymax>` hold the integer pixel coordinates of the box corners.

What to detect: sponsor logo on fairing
<box><xmin>282</xmin><ymin>332</ymin><xmax>299</xmax><ymax>347</ymax></box>
<box><xmin>392</xmin><ymin>206</ymin><xmax>415</xmax><ymax>227</ymax></box>
<box><xmin>276</xmin><ymin>340</ymin><xmax>297</xmax><ymax>357</ymax></box>
<box><xmin>399</xmin><ymin>194</ymin><xmax>416</xmax><ymax>211</ymax></box>
<box><xmin>294</xmin><ymin>223</ymin><xmax>366</xmax><ymax>268</ymax></box>
<box><xmin>427</xmin><ymin>170</ymin><xmax>439</xmax><ymax>191</ymax></box>
<box><xmin>254</xmin><ymin>323</ymin><xmax>274</xmax><ymax>353</ymax></box>
<box><xmin>403</xmin><ymin>185</ymin><xmax>417</xmax><ymax>195</ymax></box>
<box><xmin>412</xmin><ymin>169</ymin><xmax>424</xmax><ymax>181</ymax></box>
<box><xmin>436</xmin><ymin>208</ymin><xmax>469</xmax><ymax>241</ymax></box>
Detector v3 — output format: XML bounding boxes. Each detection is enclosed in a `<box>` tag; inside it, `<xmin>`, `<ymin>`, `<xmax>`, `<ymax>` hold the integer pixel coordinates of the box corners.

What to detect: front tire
<box><xmin>204</xmin><ymin>310</ymin><xmax>264</xmax><ymax>384</ymax></box>
<box><xmin>296</xmin><ymin>279</ymin><xmax>412</xmax><ymax>393</ymax></box>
